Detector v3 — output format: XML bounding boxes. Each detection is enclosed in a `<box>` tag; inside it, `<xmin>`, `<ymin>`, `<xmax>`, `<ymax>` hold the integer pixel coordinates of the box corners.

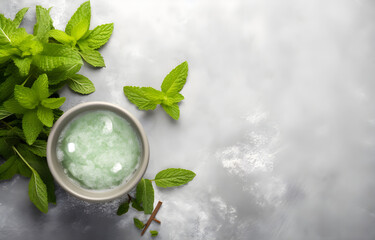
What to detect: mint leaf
<box><xmin>29</xmin><ymin>170</ymin><xmax>48</xmax><ymax>213</ymax></box>
<box><xmin>0</xmin><ymin>156</ymin><xmax>19</xmax><ymax>180</ymax></box>
<box><xmin>162</xmin><ymin>93</ymin><xmax>184</xmax><ymax>106</ymax></box>
<box><xmin>13</xmin><ymin>7</ymin><xmax>29</xmax><ymax>27</ymax></box>
<box><xmin>0</xmin><ymin>155</ymin><xmax>32</xmax><ymax>179</ymax></box>
<box><xmin>24</xmin><ymin>140</ymin><xmax>47</xmax><ymax>157</ymax></box>
<box><xmin>68</xmin><ymin>74</ymin><xmax>95</xmax><ymax>94</ymax></box>
<box><xmin>3</xmin><ymin>98</ymin><xmax>26</xmax><ymax>114</ymax></box>
<box><xmin>14</xmin><ymin>85</ymin><xmax>39</xmax><ymax>109</ymax></box>
<box><xmin>161</xmin><ymin>61</ymin><xmax>188</xmax><ymax>96</ymax></box>
<box><xmin>81</xmin><ymin>23</ymin><xmax>114</xmax><ymax>49</ymax></box>
<box><xmin>123</xmin><ymin>86</ymin><xmax>164</xmax><ymax>110</ymax></box>
<box><xmin>17</xmin><ymin>145</ymin><xmax>55</xmax><ymax>203</ymax></box>
<box><xmin>136</xmin><ymin>178</ymin><xmax>154</xmax><ymax>214</ymax></box>
<box><xmin>33</xmin><ymin>6</ymin><xmax>53</xmax><ymax>43</ymax></box>
<box><xmin>161</xmin><ymin>103</ymin><xmax>180</xmax><ymax>120</ymax></box>
<box><xmin>0</xmin><ymin>47</ymin><xmax>19</xmax><ymax>64</ymax></box>
<box><xmin>22</xmin><ymin>110</ymin><xmax>43</xmax><ymax>145</ymax></box>
<box><xmin>0</xmin><ymin>14</ymin><xmax>29</xmax><ymax>46</ymax></box>
<box><xmin>150</xmin><ymin>230</ymin><xmax>158</xmax><ymax>237</ymax></box>
<box><xmin>12</xmin><ymin>57</ymin><xmax>32</xmax><ymax>76</ymax></box>
<box><xmin>78</xmin><ymin>48</ymin><xmax>105</xmax><ymax>67</ymax></box>
<box><xmin>41</xmin><ymin>97</ymin><xmax>66</xmax><ymax>109</ymax></box>
<box><xmin>154</xmin><ymin>168</ymin><xmax>196</xmax><ymax>188</ymax></box>
<box><xmin>37</xmin><ymin>105</ymin><xmax>53</xmax><ymax>127</ymax></box>
<box><xmin>133</xmin><ymin>218</ymin><xmax>145</xmax><ymax>230</ymax></box>
<box><xmin>131</xmin><ymin>201</ymin><xmax>144</xmax><ymax>211</ymax></box>
<box><xmin>65</xmin><ymin>1</ymin><xmax>91</xmax><ymax>40</ymax></box>
<box><xmin>0</xmin><ymin>105</ymin><xmax>12</xmax><ymax>120</ymax></box>
<box><xmin>0</xmin><ymin>72</ymin><xmax>24</xmax><ymax>103</ymax></box>
<box><xmin>116</xmin><ymin>202</ymin><xmax>129</xmax><ymax>216</ymax></box>
<box><xmin>32</xmin><ymin>43</ymin><xmax>83</xmax><ymax>72</ymax></box>
<box><xmin>49</xmin><ymin>29</ymin><xmax>76</xmax><ymax>46</ymax></box>
<box><xmin>32</xmin><ymin>74</ymin><xmax>50</xmax><ymax>100</ymax></box>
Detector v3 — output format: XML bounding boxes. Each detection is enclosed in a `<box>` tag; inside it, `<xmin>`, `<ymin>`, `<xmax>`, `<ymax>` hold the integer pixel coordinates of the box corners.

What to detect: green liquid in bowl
<box><xmin>56</xmin><ymin>110</ymin><xmax>141</xmax><ymax>190</ymax></box>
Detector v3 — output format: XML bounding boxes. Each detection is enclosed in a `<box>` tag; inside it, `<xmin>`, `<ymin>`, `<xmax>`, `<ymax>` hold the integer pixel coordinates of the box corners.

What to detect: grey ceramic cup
<box><xmin>46</xmin><ymin>102</ymin><xmax>149</xmax><ymax>202</ymax></box>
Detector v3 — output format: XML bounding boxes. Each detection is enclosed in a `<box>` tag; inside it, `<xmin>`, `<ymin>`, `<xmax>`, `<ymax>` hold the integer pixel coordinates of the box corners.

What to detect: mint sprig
<box><xmin>117</xmin><ymin>168</ymin><xmax>196</xmax><ymax>236</ymax></box>
<box><xmin>49</xmin><ymin>1</ymin><xmax>113</xmax><ymax>69</ymax></box>
<box><xmin>123</xmin><ymin>61</ymin><xmax>188</xmax><ymax>120</ymax></box>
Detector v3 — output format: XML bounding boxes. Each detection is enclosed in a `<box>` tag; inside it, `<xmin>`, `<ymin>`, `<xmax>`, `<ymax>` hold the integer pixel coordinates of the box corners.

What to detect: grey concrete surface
<box><xmin>1</xmin><ymin>0</ymin><xmax>375</xmax><ymax>239</ymax></box>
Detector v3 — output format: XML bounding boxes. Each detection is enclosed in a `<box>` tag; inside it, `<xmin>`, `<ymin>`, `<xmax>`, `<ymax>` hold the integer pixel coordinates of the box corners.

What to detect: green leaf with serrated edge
<box><xmin>161</xmin><ymin>61</ymin><xmax>188</xmax><ymax>96</ymax></box>
<box><xmin>123</xmin><ymin>86</ymin><xmax>163</xmax><ymax>110</ymax></box>
<box><xmin>29</xmin><ymin>170</ymin><xmax>48</xmax><ymax>213</ymax></box>
<box><xmin>0</xmin><ymin>48</ymin><xmax>20</xmax><ymax>64</ymax></box>
<box><xmin>17</xmin><ymin>145</ymin><xmax>55</xmax><ymax>203</ymax></box>
<box><xmin>32</xmin><ymin>43</ymin><xmax>82</xmax><ymax>72</ymax></box>
<box><xmin>133</xmin><ymin>218</ymin><xmax>145</xmax><ymax>230</ymax></box>
<box><xmin>70</xmin><ymin>21</ymin><xmax>89</xmax><ymax>41</ymax></box>
<box><xmin>3</xmin><ymin>98</ymin><xmax>26</xmax><ymax>114</ymax></box>
<box><xmin>0</xmin><ymin>74</ymin><xmax>21</xmax><ymax>103</ymax></box>
<box><xmin>150</xmin><ymin>230</ymin><xmax>158</xmax><ymax>237</ymax></box>
<box><xmin>41</xmin><ymin>97</ymin><xmax>66</xmax><ymax>109</ymax></box>
<box><xmin>37</xmin><ymin>105</ymin><xmax>53</xmax><ymax>127</ymax></box>
<box><xmin>23</xmin><ymin>140</ymin><xmax>47</xmax><ymax>157</ymax></box>
<box><xmin>1</xmin><ymin>154</ymin><xmax>32</xmax><ymax>178</ymax></box>
<box><xmin>116</xmin><ymin>202</ymin><xmax>129</xmax><ymax>216</ymax></box>
<box><xmin>0</xmin><ymin>105</ymin><xmax>12</xmax><ymax>120</ymax></box>
<box><xmin>16</xmin><ymin>146</ymin><xmax>54</xmax><ymax>201</ymax></box>
<box><xmin>12</xmin><ymin>57</ymin><xmax>32</xmax><ymax>76</ymax></box>
<box><xmin>33</xmin><ymin>6</ymin><xmax>53</xmax><ymax>43</ymax></box>
<box><xmin>13</xmin><ymin>7</ymin><xmax>29</xmax><ymax>27</ymax></box>
<box><xmin>45</xmin><ymin>62</ymin><xmax>82</xmax><ymax>85</ymax></box>
<box><xmin>65</xmin><ymin>1</ymin><xmax>91</xmax><ymax>39</ymax></box>
<box><xmin>78</xmin><ymin>49</ymin><xmax>105</xmax><ymax>67</ymax></box>
<box><xmin>154</xmin><ymin>168</ymin><xmax>196</xmax><ymax>188</ymax></box>
<box><xmin>162</xmin><ymin>93</ymin><xmax>184</xmax><ymax>106</ymax></box>
<box><xmin>32</xmin><ymin>74</ymin><xmax>49</xmax><ymax>100</ymax></box>
<box><xmin>22</xmin><ymin>110</ymin><xmax>43</xmax><ymax>145</ymax></box>
<box><xmin>49</xmin><ymin>29</ymin><xmax>76</xmax><ymax>46</ymax></box>
<box><xmin>0</xmin><ymin>156</ymin><xmax>19</xmax><ymax>180</ymax></box>
<box><xmin>131</xmin><ymin>201</ymin><xmax>144</xmax><ymax>211</ymax></box>
<box><xmin>80</xmin><ymin>23</ymin><xmax>114</xmax><ymax>49</ymax></box>
<box><xmin>14</xmin><ymin>85</ymin><xmax>39</xmax><ymax>109</ymax></box>
<box><xmin>0</xmin><ymin>15</ymin><xmax>29</xmax><ymax>47</ymax></box>
<box><xmin>136</xmin><ymin>178</ymin><xmax>154</xmax><ymax>214</ymax></box>
<box><xmin>68</xmin><ymin>74</ymin><xmax>95</xmax><ymax>94</ymax></box>
<box><xmin>161</xmin><ymin>103</ymin><xmax>180</xmax><ymax>120</ymax></box>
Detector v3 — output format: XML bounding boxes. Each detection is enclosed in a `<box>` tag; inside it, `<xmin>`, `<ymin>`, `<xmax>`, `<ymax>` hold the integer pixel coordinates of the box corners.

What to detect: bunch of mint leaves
<box><xmin>0</xmin><ymin>1</ymin><xmax>113</xmax><ymax>213</ymax></box>
<box><xmin>117</xmin><ymin>168</ymin><xmax>196</xmax><ymax>236</ymax></box>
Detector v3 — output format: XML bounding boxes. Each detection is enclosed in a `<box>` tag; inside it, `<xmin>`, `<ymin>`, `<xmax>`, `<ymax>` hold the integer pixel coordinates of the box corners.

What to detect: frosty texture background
<box><xmin>1</xmin><ymin>0</ymin><xmax>375</xmax><ymax>239</ymax></box>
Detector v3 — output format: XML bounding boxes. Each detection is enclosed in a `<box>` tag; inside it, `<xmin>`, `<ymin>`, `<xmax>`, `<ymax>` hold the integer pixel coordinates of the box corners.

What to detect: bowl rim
<box><xmin>46</xmin><ymin>101</ymin><xmax>149</xmax><ymax>202</ymax></box>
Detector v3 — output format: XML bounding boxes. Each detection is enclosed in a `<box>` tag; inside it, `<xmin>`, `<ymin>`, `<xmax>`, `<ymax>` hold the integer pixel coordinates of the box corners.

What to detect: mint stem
<box><xmin>12</xmin><ymin>146</ymin><xmax>35</xmax><ymax>172</ymax></box>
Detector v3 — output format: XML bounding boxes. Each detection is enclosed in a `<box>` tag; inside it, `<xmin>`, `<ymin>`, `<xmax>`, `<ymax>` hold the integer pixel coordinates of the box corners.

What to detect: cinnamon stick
<box><xmin>141</xmin><ymin>201</ymin><xmax>163</xmax><ymax>236</ymax></box>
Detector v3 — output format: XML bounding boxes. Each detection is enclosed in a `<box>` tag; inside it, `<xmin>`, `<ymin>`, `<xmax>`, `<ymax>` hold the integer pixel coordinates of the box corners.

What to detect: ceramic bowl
<box><xmin>46</xmin><ymin>102</ymin><xmax>149</xmax><ymax>202</ymax></box>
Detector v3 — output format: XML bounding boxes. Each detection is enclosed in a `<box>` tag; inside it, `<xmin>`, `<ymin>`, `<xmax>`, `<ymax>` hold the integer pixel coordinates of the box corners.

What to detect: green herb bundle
<box><xmin>0</xmin><ymin>1</ymin><xmax>113</xmax><ymax>213</ymax></box>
